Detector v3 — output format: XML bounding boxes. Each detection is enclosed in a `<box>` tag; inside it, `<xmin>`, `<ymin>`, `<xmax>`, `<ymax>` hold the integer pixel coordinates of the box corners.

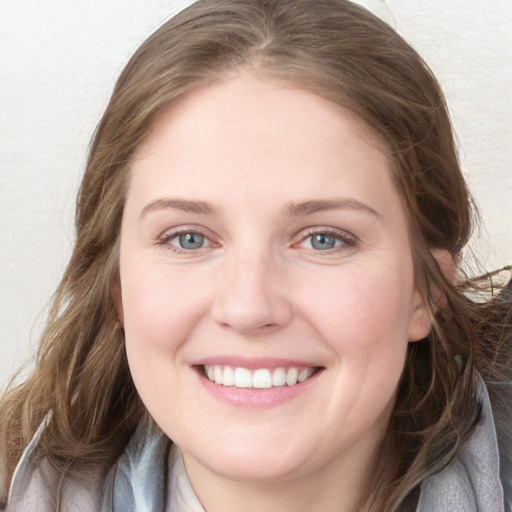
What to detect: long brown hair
<box><xmin>1</xmin><ymin>1</ymin><xmax>510</xmax><ymax>510</ymax></box>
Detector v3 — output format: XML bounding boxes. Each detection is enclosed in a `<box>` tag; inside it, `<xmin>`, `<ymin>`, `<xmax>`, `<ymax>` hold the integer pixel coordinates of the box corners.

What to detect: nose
<box><xmin>211</xmin><ymin>250</ymin><xmax>294</xmax><ymax>336</ymax></box>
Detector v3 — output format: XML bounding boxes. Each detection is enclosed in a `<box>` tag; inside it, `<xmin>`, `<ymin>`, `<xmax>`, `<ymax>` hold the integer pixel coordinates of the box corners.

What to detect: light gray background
<box><xmin>1</xmin><ymin>0</ymin><xmax>511</xmax><ymax>388</ymax></box>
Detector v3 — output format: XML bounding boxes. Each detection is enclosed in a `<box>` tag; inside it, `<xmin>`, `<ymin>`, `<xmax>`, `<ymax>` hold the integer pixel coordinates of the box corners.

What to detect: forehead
<box><xmin>136</xmin><ymin>71</ymin><xmax>387</xmax><ymax>160</ymax></box>
<box><xmin>127</xmin><ymin>73</ymin><xmax>400</xmax><ymax>218</ymax></box>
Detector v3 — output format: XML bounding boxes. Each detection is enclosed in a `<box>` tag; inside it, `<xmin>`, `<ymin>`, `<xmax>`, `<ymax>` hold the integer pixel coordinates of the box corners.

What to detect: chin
<box><xmin>183</xmin><ymin>437</ymin><xmax>313</xmax><ymax>482</ymax></box>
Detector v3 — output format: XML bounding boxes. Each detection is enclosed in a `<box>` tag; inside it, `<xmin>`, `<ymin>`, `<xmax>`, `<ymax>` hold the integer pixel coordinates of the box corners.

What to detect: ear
<box><xmin>111</xmin><ymin>279</ymin><xmax>124</xmax><ymax>326</ymax></box>
<box><xmin>407</xmin><ymin>249</ymin><xmax>454</xmax><ymax>342</ymax></box>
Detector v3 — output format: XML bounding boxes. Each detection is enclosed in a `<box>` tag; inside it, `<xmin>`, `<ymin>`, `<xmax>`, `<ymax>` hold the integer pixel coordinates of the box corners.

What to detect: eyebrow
<box><xmin>141</xmin><ymin>198</ymin><xmax>216</xmax><ymax>217</ymax></box>
<box><xmin>284</xmin><ymin>198</ymin><xmax>381</xmax><ymax>218</ymax></box>
<box><xmin>140</xmin><ymin>197</ymin><xmax>381</xmax><ymax>219</ymax></box>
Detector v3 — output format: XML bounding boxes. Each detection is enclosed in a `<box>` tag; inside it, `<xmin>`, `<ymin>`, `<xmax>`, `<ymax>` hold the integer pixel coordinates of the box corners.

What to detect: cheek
<box><xmin>120</xmin><ymin>265</ymin><xmax>212</xmax><ymax>418</ymax></box>
<box><xmin>295</xmin><ymin>269</ymin><xmax>412</xmax><ymax>448</ymax></box>
<box><xmin>121</xmin><ymin>264</ymin><xmax>211</xmax><ymax>357</ymax></box>
<box><xmin>299</xmin><ymin>261</ymin><xmax>415</xmax><ymax>406</ymax></box>
<box><xmin>302</xmin><ymin>263</ymin><xmax>415</xmax><ymax>348</ymax></box>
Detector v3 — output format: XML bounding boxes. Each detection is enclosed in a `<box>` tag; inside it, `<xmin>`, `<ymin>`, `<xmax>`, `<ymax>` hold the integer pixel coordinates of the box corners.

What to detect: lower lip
<box><xmin>194</xmin><ymin>367</ymin><xmax>321</xmax><ymax>408</ymax></box>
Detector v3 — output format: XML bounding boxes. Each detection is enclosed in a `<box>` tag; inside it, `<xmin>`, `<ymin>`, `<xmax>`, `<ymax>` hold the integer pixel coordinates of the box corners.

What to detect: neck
<box><xmin>182</xmin><ymin>448</ymin><xmax>380</xmax><ymax>512</ymax></box>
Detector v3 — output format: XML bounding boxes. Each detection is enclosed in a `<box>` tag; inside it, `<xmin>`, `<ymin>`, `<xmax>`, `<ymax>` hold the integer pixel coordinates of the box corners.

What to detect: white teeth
<box><xmin>252</xmin><ymin>369</ymin><xmax>272</xmax><ymax>389</ymax></box>
<box><xmin>214</xmin><ymin>365</ymin><xmax>223</xmax><ymax>385</ymax></box>
<box><xmin>223</xmin><ymin>366</ymin><xmax>235</xmax><ymax>386</ymax></box>
<box><xmin>286</xmin><ymin>367</ymin><xmax>298</xmax><ymax>386</ymax></box>
<box><xmin>298</xmin><ymin>368</ymin><xmax>314</xmax><ymax>382</ymax></box>
<box><xmin>234</xmin><ymin>367</ymin><xmax>252</xmax><ymax>388</ymax></box>
<box><xmin>272</xmin><ymin>367</ymin><xmax>286</xmax><ymax>387</ymax></box>
<box><xmin>203</xmin><ymin>365</ymin><xmax>316</xmax><ymax>388</ymax></box>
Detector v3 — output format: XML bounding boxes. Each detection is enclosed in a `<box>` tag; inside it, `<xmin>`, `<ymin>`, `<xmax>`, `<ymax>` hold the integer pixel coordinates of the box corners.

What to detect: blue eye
<box><xmin>310</xmin><ymin>233</ymin><xmax>336</xmax><ymax>250</ymax></box>
<box><xmin>176</xmin><ymin>232</ymin><xmax>205</xmax><ymax>250</ymax></box>
<box><xmin>297</xmin><ymin>228</ymin><xmax>357</xmax><ymax>253</ymax></box>
<box><xmin>159</xmin><ymin>227</ymin><xmax>214</xmax><ymax>254</ymax></box>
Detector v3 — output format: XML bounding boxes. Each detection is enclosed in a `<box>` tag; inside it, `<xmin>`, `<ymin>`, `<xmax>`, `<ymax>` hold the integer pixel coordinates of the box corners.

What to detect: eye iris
<box><xmin>178</xmin><ymin>233</ymin><xmax>204</xmax><ymax>249</ymax></box>
<box><xmin>311</xmin><ymin>233</ymin><xmax>336</xmax><ymax>250</ymax></box>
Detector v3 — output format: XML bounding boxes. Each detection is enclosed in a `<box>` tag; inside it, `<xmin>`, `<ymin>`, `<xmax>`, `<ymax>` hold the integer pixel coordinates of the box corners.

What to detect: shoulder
<box><xmin>417</xmin><ymin>375</ymin><xmax>507</xmax><ymax>512</ymax></box>
<box><xmin>4</xmin><ymin>415</ymin><xmax>169</xmax><ymax>512</ymax></box>
<box><xmin>3</xmin><ymin>418</ymin><xmax>113</xmax><ymax>511</ymax></box>
<box><xmin>487</xmin><ymin>378</ymin><xmax>512</xmax><ymax>511</ymax></box>
<box><xmin>5</xmin><ymin>458</ymin><xmax>108</xmax><ymax>512</ymax></box>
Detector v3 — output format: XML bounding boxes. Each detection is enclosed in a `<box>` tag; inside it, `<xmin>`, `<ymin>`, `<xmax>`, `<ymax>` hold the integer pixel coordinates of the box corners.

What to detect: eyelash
<box><xmin>295</xmin><ymin>227</ymin><xmax>358</xmax><ymax>254</ymax></box>
<box><xmin>157</xmin><ymin>226</ymin><xmax>358</xmax><ymax>255</ymax></box>
<box><xmin>157</xmin><ymin>226</ymin><xmax>214</xmax><ymax>254</ymax></box>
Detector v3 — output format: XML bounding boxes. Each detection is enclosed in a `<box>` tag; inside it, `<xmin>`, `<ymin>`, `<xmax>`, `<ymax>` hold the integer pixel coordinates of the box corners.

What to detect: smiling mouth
<box><xmin>201</xmin><ymin>365</ymin><xmax>320</xmax><ymax>389</ymax></box>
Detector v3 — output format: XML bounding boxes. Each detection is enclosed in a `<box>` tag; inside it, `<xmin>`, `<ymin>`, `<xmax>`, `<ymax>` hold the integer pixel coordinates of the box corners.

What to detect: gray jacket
<box><xmin>3</xmin><ymin>378</ymin><xmax>510</xmax><ymax>511</ymax></box>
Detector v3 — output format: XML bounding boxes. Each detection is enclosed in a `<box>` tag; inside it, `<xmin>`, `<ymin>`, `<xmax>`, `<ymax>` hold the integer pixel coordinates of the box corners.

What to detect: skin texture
<box><xmin>117</xmin><ymin>73</ymin><xmax>432</xmax><ymax>512</ymax></box>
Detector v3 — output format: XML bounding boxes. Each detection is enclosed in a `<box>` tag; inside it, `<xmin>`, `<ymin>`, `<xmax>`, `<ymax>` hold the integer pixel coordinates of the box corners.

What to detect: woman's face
<box><xmin>118</xmin><ymin>74</ymin><xmax>431</xmax><ymax>487</ymax></box>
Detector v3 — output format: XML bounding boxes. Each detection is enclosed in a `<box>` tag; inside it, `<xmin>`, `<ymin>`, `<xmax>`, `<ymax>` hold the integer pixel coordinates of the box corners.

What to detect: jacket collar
<box><xmin>416</xmin><ymin>374</ymin><xmax>505</xmax><ymax>512</ymax></box>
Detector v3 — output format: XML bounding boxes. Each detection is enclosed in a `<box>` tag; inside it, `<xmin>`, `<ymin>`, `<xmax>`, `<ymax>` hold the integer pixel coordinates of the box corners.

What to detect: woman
<box><xmin>1</xmin><ymin>0</ymin><xmax>510</xmax><ymax>510</ymax></box>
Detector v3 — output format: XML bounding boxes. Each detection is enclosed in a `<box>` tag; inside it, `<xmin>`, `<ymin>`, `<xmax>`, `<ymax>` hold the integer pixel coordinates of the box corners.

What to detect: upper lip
<box><xmin>192</xmin><ymin>356</ymin><xmax>321</xmax><ymax>370</ymax></box>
